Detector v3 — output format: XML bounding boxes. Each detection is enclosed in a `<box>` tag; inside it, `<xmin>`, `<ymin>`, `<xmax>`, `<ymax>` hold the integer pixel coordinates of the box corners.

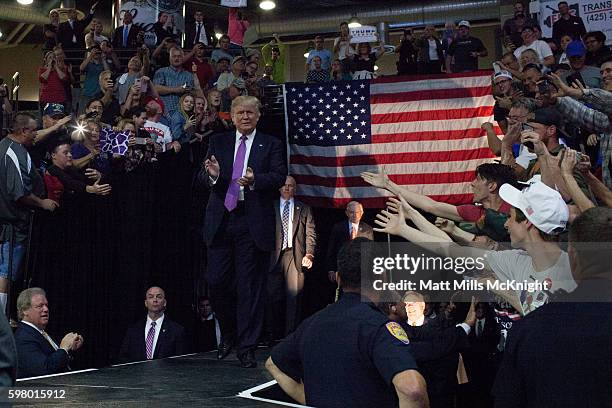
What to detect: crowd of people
<box><xmin>0</xmin><ymin>1</ymin><xmax>611</xmax><ymax>407</ymax></box>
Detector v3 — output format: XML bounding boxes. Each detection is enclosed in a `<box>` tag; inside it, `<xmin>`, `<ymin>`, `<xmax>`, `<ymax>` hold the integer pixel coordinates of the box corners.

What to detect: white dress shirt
<box><xmin>233</xmin><ymin>129</ymin><xmax>255</xmax><ymax>201</ymax></box>
<box><xmin>205</xmin><ymin>313</ymin><xmax>221</xmax><ymax>346</ymax></box>
<box><xmin>280</xmin><ymin>197</ymin><xmax>294</xmax><ymax>249</ymax></box>
<box><xmin>195</xmin><ymin>22</ymin><xmax>209</xmax><ymax>45</ymax></box>
<box><xmin>145</xmin><ymin>313</ymin><xmax>165</xmax><ymax>357</ymax></box>
<box><xmin>349</xmin><ymin>221</ymin><xmax>359</xmax><ymax>238</ymax></box>
<box><xmin>407</xmin><ymin>315</ymin><xmax>425</xmax><ymax>327</ymax></box>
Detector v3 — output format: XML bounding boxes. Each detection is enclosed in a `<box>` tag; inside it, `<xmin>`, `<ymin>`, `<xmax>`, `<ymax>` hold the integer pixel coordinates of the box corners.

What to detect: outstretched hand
<box><xmin>374</xmin><ymin>196</ymin><xmax>408</xmax><ymax>237</ymax></box>
<box><xmin>361</xmin><ymin>168</ymin><xmax>390</xmax><ymax>189</ymax></box>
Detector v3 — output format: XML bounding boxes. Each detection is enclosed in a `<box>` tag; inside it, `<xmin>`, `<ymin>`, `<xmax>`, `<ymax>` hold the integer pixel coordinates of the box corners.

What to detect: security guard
<box><xmin>265</xmin><ymin>238</ymin><xmax>429</xmax><ymax>408</ymax></box>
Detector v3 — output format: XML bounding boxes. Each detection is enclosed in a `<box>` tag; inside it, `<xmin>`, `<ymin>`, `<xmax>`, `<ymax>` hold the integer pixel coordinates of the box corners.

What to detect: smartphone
<box><xmin>521</xmin><ymin>123</ymin><xmax>535</xmax><ymax>150</ymax></box>
<box><xmin>566</xmin><ymin>72</ymin><xmax>585</xmax><ymax>87</ymax></box>
<box><xmin>134</xmin><ymin>137</ymin><xmax>148</xmax><ymax>145</ymax></box>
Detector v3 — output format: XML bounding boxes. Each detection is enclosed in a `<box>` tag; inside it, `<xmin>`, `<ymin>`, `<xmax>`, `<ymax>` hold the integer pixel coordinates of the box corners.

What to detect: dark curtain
<box><xmin>28</xmin><ymin>151</ymin><xmax>201</xmax><ymax>369</ymax></box>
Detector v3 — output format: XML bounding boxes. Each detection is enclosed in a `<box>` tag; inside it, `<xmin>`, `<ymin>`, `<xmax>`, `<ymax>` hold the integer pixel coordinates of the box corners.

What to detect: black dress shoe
<box><xmin>237</xmin><ymin>350</ymin><xmax>257</xmax><ymax>368</ymax></box>
<box><xmin>217</xmin><ymin>341</ymin><xmax>233</xmax><ymax>360</ymax></box>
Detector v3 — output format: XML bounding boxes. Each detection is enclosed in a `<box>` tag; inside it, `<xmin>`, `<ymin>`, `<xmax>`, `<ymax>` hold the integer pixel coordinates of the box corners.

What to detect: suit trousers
<box><xmin>266</xmin><ymin>249</ymin><xmax>304</xmax><ymax>337</ymax></box>
<box><xmin>206</xmin><ymin>205</ymin><xmax>269</xmax><ymax>354</ymax></box>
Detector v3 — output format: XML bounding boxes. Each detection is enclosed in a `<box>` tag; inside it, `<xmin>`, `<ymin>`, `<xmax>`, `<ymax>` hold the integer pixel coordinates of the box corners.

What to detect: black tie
<box><xmin>195</xmin><ymin>23</ymin><xmax>202</xmax><ymax>45</ymax></box>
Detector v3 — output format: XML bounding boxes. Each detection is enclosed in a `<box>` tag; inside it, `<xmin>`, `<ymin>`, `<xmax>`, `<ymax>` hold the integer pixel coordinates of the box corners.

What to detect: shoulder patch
<box><xmin>385</xmin><ymin>322</ymin><xmax>410</xmax><ymax>344</ymax></box>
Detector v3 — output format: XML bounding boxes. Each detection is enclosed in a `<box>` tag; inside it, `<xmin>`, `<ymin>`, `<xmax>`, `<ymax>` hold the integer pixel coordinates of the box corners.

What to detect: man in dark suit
<box><xmin>403</xmin><ymin>292</ymin><xmax>475</xmax><ymax>408</ymax></box>
<box><xmin>199</xmin><ymin>95</ymin><xmax>286</xmax><ymax>368</ymax></box>
<box><xmin>118</xmin><ymin>286</ymin><xmax>187</xmax><ymax>363</ymax></box>
<box><xmin>185</xmin><ymin>10</ymin><xmax>216</xmax><ymax>48</ymax></box>
<box><xmin>266</xmin><ymin>176</ymin><xmax>316</xmax><ymax>339</ymax></box>
<box><xmin>460</xmin><ymin>302</ymin><xmax>499</xmax><ymax>408</ymax></box>
<box><xmin>112</xmin><ymin>10</ymin><xmax>142</xmax><ymax>50</ymax></box>
<box><xmin>14</xmin><ymin>288</ymin><xmax>83</xmax><ymax>379</ymax></box>
<box><xmin>57</xmin><ymin>3</ymin><xmax>97</xmax><ymax>50</ymax></box>
<box><xmin>326</xmin><ymin>201</ymin><xmax>373</xmax><ymax>283</ymax></box>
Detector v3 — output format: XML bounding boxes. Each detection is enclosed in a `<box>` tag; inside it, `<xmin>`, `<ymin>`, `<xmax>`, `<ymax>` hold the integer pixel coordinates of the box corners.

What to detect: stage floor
<box><xmin>16</xmin><ymin>350</ymin><xmax>288</xmax><ymax>407</ymax></box>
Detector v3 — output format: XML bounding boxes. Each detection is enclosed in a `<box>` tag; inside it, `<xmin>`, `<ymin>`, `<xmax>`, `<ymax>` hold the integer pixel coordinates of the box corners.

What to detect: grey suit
<box><xmin>266</xmin><ymin>199</ymin><xmax>316</xmax><ymax>336</ymax></box>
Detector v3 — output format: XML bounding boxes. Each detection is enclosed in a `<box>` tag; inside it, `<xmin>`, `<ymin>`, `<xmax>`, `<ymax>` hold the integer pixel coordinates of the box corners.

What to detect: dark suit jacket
<box><xmin>273</xmin><ymin>199</ymin><xmax>316</xmax><ymax>268</ymax></box>
<box><xmin>325</xmin><ymin>220</ymin><xmax>373</xmax><ymax>271</ymax></box>
<box><xmin>184</xmin><ymin>22</ymin><xmax>216</xmax><ymax>48</ymax></box>
<box><xmin>112</xmin><ymin>24</ymin><xmax>143</xmax><ymax>49</ymax></box>
<box><xmin>404</xmin><ymin>317</ymin><xmax>469</xmax><ymax>404</ymax></box>
<box><xmin>198</xmin><ymin>130</ymin><xmax>287</xmax><ymax>251</ymax></box>
<box><xmin>117</xmin><ymin>316</ymin><xmax>187</xmax><ymax>363</ymax></box>
<box><xmin>14</xmin><ymin>322</ymin><xmax>70</xmax><ymax>378</ymax></box>
<box><xmin>57</xmin><ymin>14</ymin><xmax>94</xmax><ymax>49</ymax></box>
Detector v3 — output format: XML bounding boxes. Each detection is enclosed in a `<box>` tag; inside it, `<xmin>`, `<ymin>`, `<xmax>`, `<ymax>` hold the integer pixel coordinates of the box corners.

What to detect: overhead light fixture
<box><xmin>215</xmin><ymin>32</ymin><xmax>223</xmax><ymax>40</ymax></box>
<box><xmin>259</xmin><ymin>0</ymin><xmax>276</xmax><ymax>10</ymax></box>
<box><xmin>374</xmin><ymin>65</ymin><xmax>379</xmax><ymax>71</ymax></box>
<box><xmin>17</xmin><ymin>0</ymin><xmax>34</xmax><ymax>4</ymax></box>
<box><xmin>348</xmin><ymin>16</ymin><xmax>361</xmax><ymax>28</ymax></box>
<box><xmin>0</xmin><ymin>30</ymin><xmax>3</xmax><ymax>39</ymax></box>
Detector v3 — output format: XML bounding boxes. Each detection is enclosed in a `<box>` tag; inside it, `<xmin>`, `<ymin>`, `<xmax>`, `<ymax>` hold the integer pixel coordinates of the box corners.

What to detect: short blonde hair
<box><xmin>17</xmin><ymin>287</ymin><xmax>46</xmax><ymax>320</ymax></box>
<box><xmin>231</xmin><ymin>95</ymin><xmax>261</xmax><ymax>113</ymax></box>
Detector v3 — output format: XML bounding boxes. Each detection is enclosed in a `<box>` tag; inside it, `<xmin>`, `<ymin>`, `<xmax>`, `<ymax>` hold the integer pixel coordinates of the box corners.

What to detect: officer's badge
<box><xmin>385</xmin><ymin>322</ymin><xmax>409</xmax><ymax>344</ymax></box>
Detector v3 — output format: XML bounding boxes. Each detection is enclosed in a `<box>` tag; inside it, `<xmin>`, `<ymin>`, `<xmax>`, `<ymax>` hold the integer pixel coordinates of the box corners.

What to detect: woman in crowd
<box><xmin>191</xmin><ymin>96</ymin><xmax>212</xmax><ymax>164</ymax></box>
<box><xmin>71</xmin><ymin>120</ymin><xmax>113</xmax><ymax>175</ymax></box>
<box><xmin>45</xmin><ymin>140</ymin><xmax>111</xmax><ymax>202</ymax></box>
<box><xmin>331</xmin><ymin>59</ymin><xmax>352</xmax><ymax>81</ymax></box>
<box><xmin>170</xmin><ymin>93</ymin><xmax>197</xmax><ymax>147</ymax></box>
<box><xmin>350</xmin><ymin>40</ymin><xmax>385</xmax><ymax>80</ymax></box>
<box><xmin>39</xmin><ymin>51</ymin><xmax>71</xmax><ymax>115</ymax></box>
<box><xmin>206</xmin><ymin>90</ymin><xmax>231</xmax><ymax>133</ymax></box>
<box><xmin>83</xmin><ymin>98</ymin><xmax>106</xmax><ymax>125</ymax></box>
<box><xmin>557</xmin><ymin>34</ymin><xmax>573</xmax><ymax>65</ymax></box>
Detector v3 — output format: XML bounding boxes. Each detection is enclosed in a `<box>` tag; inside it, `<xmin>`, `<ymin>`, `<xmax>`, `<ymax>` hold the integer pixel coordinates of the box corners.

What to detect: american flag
<box><xmin>284</xmin><ymin>71</ymin><xmax>499</xmax><ymax>208</ymax></box>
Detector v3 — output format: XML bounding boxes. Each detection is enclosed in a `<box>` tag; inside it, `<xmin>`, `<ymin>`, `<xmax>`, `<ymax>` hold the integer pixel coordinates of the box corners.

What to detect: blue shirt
<box><xmin>71</xmin><ymin>143</ymin><xmax>112</xmax><ymax>175</ymax></box>
<box><xmin>169</xmin><ymin>110</ymin><xmax>191</xmax><ymax>145</ymax></box>
<box><xmin>307</xmin><ymin>49</ymin><xmax>333</xmax><ymax>71</ymax></box>
<box><xmin>153</xmin><ymin>66</ymin><xmax>195</xmax><ymax>117</ymax></box>
<box><xmin>82</xmin><ymin>61</ymin><xmax>104</xmax><ymax>97</ymax></box>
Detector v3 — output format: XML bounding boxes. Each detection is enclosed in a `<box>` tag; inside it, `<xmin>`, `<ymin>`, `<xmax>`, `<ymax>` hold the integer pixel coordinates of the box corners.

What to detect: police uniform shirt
<box><xmin>271</xmin><ymin>292</ymin><xmax>417</xmax><ymax>408</ymax></box>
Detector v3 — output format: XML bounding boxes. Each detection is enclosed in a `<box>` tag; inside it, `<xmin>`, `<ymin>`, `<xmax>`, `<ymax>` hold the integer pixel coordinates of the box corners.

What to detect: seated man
<box><xmin>118</xmin><ymin>286</ymin><xmax>187</xmax><ymax>363</ymax></box>
<box><xmin>15</xmin><ymin>288</ymin><xmax>83</xmax><ymax>378</ymax></box>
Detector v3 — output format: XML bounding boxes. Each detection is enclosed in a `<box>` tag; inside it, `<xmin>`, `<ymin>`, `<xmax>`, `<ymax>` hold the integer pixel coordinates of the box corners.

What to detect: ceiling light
<box><xmin>374</xmin><ymin>65</ymin><xmax>379</xmax><ymax>71</ymax></box>
<box><xmin>0</xmin><ymin>30</ymin><xmax>3</xmax><ymax>39</ymax></box>
<box><xmin>215</xmin><ymin>32</ymin><xmax>223</xmax><ymax>40</ymax></box>
<box><xmin>259</xmin><ymin>0</ymin><xmax>276</xmax><ymax>10</ymax></box>
<box><xmin>17</xmin><ymin>0</ymin><xmax>34</xmax><ymax>4</ymax></box>
<box><xmin>348</xmin><ymin>16</ymin><xmax>361</xmax><ymax>28</ymax></box>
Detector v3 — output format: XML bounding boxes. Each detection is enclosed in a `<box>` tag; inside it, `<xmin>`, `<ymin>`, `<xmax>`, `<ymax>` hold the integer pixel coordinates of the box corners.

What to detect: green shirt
<box><xmin>262</xmin><ymin>42</ymin><xmax>286</xmax><ymax>84</ymax></box>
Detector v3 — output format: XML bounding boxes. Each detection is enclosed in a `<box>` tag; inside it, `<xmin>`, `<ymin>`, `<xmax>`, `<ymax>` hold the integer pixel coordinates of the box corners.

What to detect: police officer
<box><xmin>265</xmin><ymin>238</ymin><xmax>429</xmax><ymax>408</ymax></box>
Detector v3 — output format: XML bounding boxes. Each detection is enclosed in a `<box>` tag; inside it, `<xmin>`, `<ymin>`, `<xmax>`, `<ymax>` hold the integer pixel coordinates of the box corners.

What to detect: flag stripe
<box><xmin>370</xmin><ymin>95</ymin><xmax>495</xmax><ymax>114</ymax></box>
<box><xmin>298</xmin><ymin>183</ymin><xmax>474</xmax><ymax>199</ymax></box>
<box><xmin>293</xmin><ymin>170</ymin><xmax>477</xmax><ymax>188</ymax></box>
<box><xmin>371</xmin><ymin>106</ymin><xmax>494</xmax><ymax>124</ymax></box>
<box><xmin>371</xmin><ymin>116</ymin><xmax>493</xmax><ymax>135</ymax></box>
<box><xmin>290</xmin><ymin>148</ymin><xmax>495</xmax><ymax>167</ymax></box>
<box><xmin>299</xmin><ymin>194</ymin><xmax>474</xmax><ymax>209</ymax></box>
<box><xmin>289</xmin><ymin>158</ymin><xmax>494</xmax><ymax>178</ymax></box>
<box><xmin>371</xmin><ymin>87</ymin><xmax>492</xmax><ymax>104</ymax></box>
<box><xmin>291</xmin><ymin>136</ymin><xmax>489</xmax><ymax>157</ymax></box>
<box><xmin>372</xmin><ymin>127</ymin><xmax>502</xmax><ymax>144</ymax></box>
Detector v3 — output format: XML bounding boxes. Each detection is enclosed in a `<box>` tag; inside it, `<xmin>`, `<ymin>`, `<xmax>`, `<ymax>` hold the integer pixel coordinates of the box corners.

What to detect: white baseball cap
<box><xmin>499</xmin><ymin>181</ymin><xmax>569</xmax><ymax>234</ymax></box>
<box><xmin>458</xmin><ymin>20</ymin><xmax>471</xmax><ymax>28</ymax></box>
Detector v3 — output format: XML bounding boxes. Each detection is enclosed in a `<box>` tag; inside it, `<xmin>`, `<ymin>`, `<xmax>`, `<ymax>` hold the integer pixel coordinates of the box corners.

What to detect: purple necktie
<box><xmin>145</xmin><ymin>321</ymin><xmax>156</xmax><ymax>359</ymax></box>
<box><xmin>224</xmin><ymin>135</ymin><xmax>247</xmax><ymax>211</ymax></box>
